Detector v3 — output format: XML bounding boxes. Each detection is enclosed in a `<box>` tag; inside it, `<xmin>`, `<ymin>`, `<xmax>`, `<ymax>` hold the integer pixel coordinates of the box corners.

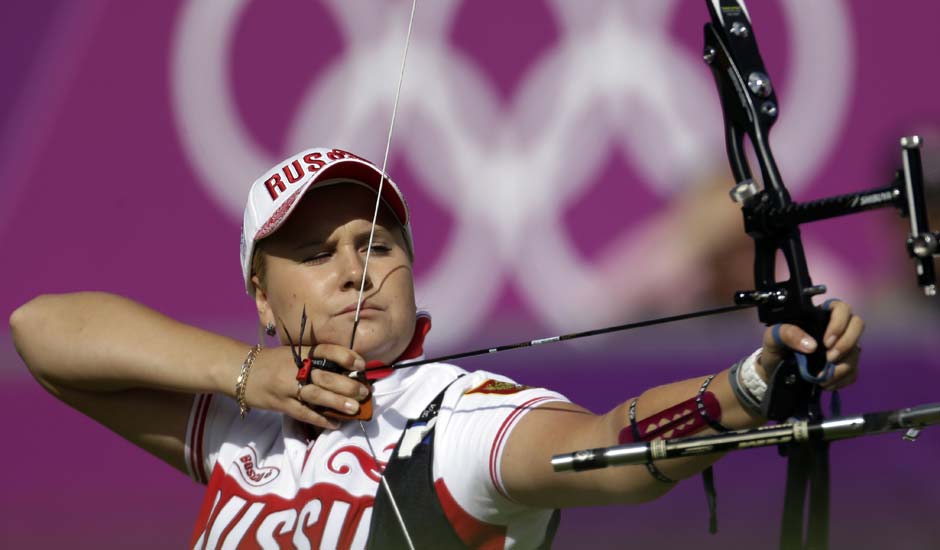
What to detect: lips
<box><xmin>338</xmin><ymin>302</ymin><xmax>383</xmax><ymax>316</ymax></box>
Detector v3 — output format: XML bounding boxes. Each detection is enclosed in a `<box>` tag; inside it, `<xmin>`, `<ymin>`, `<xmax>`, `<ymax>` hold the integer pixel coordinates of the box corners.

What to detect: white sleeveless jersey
<box><xmin>185</xmin><ymin>363</ymin><xmax>568</xmax><ymax>549</ymax></box>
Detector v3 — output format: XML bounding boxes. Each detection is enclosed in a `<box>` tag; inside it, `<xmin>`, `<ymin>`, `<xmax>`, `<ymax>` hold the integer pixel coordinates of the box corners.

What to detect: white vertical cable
<box><xmin>350</xmin><ymin>0</ymin><xmax>419</xmax><ymax>344</ymax></box>
<box><xmin>347</xmin><ymin>2</ymin><xmax>419</xmax><ymax>549</ymax></box>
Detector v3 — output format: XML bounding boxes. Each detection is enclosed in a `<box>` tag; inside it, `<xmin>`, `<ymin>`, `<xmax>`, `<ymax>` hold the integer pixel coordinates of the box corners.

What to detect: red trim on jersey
<box><xmin>190</xmin><ymin>463</ymin><xmax>224</xmax><ymax>546</ymax></box>
<box><xmin>187</xmin><ymin>395</ymin><xmax>200</xmax><ymax>481</ymax></box>
<box><xmin>194</xmin><ymin>394</ymin><xmax>212</xmax><ymax>483</ymax></box>
<box><xmin>488</xmin><ymin>396</ymin><xmax>554</xmax><ymax>502</ymax></box>
<box><xmin>189</xmin><ymin>394</ymin><xmax>209</xmax><ymax>483</ymax></box>
<box><xmin>433</xmin><ymin>478</ymin><xmax>506</xmax><ymax>550</ymax></box>
<box><xmin>197</xmin><ymin>394</ymin><xmax>213</xmax><ymax>482</ymax></box>
<box><xmin>190</xmin><ymin>394</ymin><xmax>203</xmax><ymax>483</ymax></box>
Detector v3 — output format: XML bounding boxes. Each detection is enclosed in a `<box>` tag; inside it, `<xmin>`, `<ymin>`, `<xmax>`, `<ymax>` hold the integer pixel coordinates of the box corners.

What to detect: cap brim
<box><xmin>253</xmin><ymin>158</ymin><xmax>409</xmax><ymax>242</ymax></box>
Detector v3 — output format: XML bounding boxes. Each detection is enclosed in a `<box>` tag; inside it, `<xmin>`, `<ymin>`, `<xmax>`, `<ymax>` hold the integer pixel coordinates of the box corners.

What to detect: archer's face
<box><xmin>255</xmin><ymin>184</ymin><xmax>417</xmax><ymax>364</ymax></box>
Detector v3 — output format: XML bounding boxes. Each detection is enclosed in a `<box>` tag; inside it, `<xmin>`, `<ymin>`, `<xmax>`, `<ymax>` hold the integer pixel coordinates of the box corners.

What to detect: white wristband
<box><xmin>739</xmin><ymin>348</ymin><xmax>768</xmax><ymax>402</ymax></box>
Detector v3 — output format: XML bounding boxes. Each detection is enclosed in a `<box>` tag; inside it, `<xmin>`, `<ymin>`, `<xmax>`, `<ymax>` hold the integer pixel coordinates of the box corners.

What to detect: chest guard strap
<box><xmin>368</xmin><ymin>376</ymin><xmax>560</xmax><ymax>549</ymax></box>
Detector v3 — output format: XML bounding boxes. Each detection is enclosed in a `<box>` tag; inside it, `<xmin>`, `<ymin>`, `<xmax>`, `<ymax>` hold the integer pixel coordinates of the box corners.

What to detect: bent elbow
<box><xmin>10</xmin><ymin>296</ymin><xmax>43</xmax><ymax>348</ymax></box>
<box><xmin>10</xmin><ymin>294</ymin><xmax>59</xmax><ymax>379</ymax></box>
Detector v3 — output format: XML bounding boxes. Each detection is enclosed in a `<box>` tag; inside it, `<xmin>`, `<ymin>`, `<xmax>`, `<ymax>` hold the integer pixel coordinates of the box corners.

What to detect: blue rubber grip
<box><xmin>771</xmin><ymin>324</ymin><xmax>836</xmax><ymax>384</ymax></box>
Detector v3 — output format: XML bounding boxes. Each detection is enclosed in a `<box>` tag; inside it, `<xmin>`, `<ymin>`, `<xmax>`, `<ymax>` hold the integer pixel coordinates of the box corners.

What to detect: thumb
<box><xmin>761</xmin><ymin>324</ymin><xmax>818</xmax><ymax>376</ymax></box>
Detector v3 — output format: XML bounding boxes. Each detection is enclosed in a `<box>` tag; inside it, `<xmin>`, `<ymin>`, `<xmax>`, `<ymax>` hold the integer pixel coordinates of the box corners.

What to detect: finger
<box><xmin>311</xmin><ymin>344</ymin><xmax>366</xmax><ymax>370</ymax></box>
<box><xmin>822</xmin><ymin>301</ymin><xmax>851</xmax><ymax>349</ymax></box>
<box><xmin>826</xmin><ymin>315</ymin><xmax>865</xmax><ymax>363</ymax></box>
<box><xmin>764</xmin><ymin>323</ymin><xmax>818</xmax><ymax>354</ymax></box>
<box><xmin>298</xmin><ymin>383</ymin><xmax>362</xmax><ymax>416</ymax></box>
<box><xmin>820</xmin><ymin>348</ymin><xmax>860</xmax><ymax>391</ymax></box>
<box><xmin>284</xmin><ymin>398</ymin><xmax>340</xmax><ymax>430</ymax></box>
<box><xmin>819</xmin><ymin>362</ymin><xmax>859</xmax><ymax>391</ymax></box>
<box><xmin>311</xmin><ymin>368</ymin><xmax>371</xmax><ymax>400</ymax></box>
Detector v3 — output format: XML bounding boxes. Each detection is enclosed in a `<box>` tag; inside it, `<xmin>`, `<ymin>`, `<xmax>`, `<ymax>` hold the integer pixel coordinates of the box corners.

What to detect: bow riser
<box><xmin>704</xmin><ymin>1</ymin><xmax>829</xmax><ymax>418</ymax></box>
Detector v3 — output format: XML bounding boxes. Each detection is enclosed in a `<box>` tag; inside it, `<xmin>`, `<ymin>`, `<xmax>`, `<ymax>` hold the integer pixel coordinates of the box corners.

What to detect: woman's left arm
<box><xmin>499</xmin><ymin>301</ymin><xmax>863</xmax><ymax>508</ymax></box>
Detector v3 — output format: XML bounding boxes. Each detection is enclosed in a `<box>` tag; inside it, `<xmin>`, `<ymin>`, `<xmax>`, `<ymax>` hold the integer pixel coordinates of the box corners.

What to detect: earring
<box><xmin>265</xmin><ymin>321</ymin><xmax>276</xmax><ymax>336</ymax></box>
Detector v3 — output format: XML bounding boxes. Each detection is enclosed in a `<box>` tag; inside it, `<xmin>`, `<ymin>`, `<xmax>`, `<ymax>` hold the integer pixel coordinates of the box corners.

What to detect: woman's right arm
<box><xmin>10</xmin><ymin>292</ymin><xmax>372</xmax><ymax>475</ymax></box>
<box><xmin>9</xmin><ymin>292</ymin><xmax>251</xmax><ymax>474</ymax></box>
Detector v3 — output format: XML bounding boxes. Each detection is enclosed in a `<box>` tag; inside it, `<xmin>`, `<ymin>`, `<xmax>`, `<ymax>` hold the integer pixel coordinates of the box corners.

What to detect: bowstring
<box><xmin>348</xmin><ymin>2</ymin><xmax>418</xmax><ymax>549</ymax></box>
<box><xmin>349</xmin><ymin>0</ymin><xmax>418</xmax><ymax>350</ymax></box>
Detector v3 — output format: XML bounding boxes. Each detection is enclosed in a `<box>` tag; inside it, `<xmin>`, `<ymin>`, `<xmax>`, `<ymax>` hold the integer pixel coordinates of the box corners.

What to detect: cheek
<box><xmin>387</xmin><ymin>273</ymin><xmax>417</xmax><ymax>328</ymax></box>
<box><xmin>265</xmin><ymin>268</ymin><xmax>331</xmax><ymax>326</ymax></box>
<box><xmin>388</xmin><ymin>268</ymin><xmax>416</xmax><ymax>305</ymax></box>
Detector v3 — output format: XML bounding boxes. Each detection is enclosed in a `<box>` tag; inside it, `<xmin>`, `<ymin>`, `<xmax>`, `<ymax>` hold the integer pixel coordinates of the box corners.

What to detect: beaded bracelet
<box><xmin>235</xmin><ymin>345</ymin><xmax>263</xmax><ymax>419</ymax></box>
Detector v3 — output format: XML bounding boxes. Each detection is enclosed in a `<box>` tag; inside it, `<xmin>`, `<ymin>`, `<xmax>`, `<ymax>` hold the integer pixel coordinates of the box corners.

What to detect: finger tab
<box><xmin>313</xmin><ymin>358</ymin><xmax>346</xmax><ymax>375</ymax></box>
<box><xmin>296</xmin><ymin>359</ymin><xmax>313</xmax><ymax>383</ymax></box>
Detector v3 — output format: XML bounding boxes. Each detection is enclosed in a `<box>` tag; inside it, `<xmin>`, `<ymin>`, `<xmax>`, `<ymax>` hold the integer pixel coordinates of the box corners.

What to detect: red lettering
<box><xmin>282</xmin><ymin>160</ymin><xmax>305</xmax><ymax>184</ymax></box>
<box><xmin>303</xmin><ymin>153</ymin><xmax>326</xmax><ymax>173</ymax></box>
<box><xmin>238</xmin><ymin>453</ymin><xmax>275</xmax><ymax>483</ymax></box>
<box><xmin>265</xmin><ymin>174</ymin><xmax>286</xmax><ymax>200</ymax></box>
<box><xmin>192</xmin><ymin>469</ymin><xmax>374</xmax><ymax>550</ymax></box>
<box><xmin>327</xmin><ymin>148</ymin><xmax>364</xmax><ymax>161</ymax></box>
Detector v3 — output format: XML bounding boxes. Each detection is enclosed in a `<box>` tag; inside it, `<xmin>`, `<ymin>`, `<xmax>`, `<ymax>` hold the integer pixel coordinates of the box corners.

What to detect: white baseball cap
<box><xmin>240</xmin><ymin>147</ymin><xmax>412</xmax><ymax>293</ymax></box>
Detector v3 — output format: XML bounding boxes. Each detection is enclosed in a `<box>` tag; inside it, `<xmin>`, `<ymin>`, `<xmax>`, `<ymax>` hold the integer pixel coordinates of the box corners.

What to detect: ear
<box><xmin>252</xmin><ymin>275</ymin><xmax>275</xmax><ymax>330</ymax></box>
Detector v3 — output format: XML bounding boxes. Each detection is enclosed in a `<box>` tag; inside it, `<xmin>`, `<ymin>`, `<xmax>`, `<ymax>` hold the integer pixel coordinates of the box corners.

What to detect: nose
<box><xmin>340</xmin><ymin>246</ymin><xmax>373</xmax><ymax>293</ymax></box>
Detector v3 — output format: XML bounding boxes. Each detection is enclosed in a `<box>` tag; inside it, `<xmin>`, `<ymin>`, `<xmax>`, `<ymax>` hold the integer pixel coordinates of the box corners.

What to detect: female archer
<box><xmin>11</xmin><ymin>147</ymin><xmax>863</xmax><ymax>549</ymax></box>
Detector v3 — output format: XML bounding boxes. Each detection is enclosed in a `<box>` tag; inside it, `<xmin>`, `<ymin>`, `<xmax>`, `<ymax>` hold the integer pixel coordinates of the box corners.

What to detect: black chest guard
<box><xmin>367</xmin><ymin>377</ymin><xmax>560</xmax><ymax>549</ymax></box>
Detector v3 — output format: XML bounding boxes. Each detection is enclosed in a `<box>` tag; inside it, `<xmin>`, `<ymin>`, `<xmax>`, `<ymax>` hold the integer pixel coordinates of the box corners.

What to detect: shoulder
<box><xmin>443</xmin><ymin>369</ymin><xmax>568</xmax><ymax>410</ymax></box>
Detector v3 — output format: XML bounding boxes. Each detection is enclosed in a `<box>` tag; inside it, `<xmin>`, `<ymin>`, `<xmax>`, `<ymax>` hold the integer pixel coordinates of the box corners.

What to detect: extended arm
<box><xmin>500</xmin><ymin>302</ymin><xmax>863</xmax><ymax>508</ymax></box>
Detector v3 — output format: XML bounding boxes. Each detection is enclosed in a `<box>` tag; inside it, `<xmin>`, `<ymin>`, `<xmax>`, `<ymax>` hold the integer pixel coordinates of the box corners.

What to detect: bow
<box><xmin>553</xmin><ymin>2</ymin><xmax>938</xmax><ymax>549</ymax></box>
<box><xmin>337</xmin><ymin>1</ymin><xmax>939</xmax><ymax>548</ymax></box>
<box><xmin>702</xmin><ymin>2</ymin><xmax>935</xmax><ymax>547</ymax></box>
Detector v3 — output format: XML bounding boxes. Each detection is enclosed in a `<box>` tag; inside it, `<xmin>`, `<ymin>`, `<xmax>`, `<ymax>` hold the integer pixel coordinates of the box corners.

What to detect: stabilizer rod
<box><xmin>552</xmin><ymin>402</ymin><xmax>940</xmax><ymax>472</ymax></box>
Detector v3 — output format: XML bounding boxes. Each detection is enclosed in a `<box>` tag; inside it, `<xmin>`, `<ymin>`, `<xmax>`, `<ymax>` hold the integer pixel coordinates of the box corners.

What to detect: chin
<box><xmin>355</xmin><ymin>343</ymin><xmax>396</xmax><ymax>364</ymax></box>
<box><xmin>354</xmin><ymin>335</ymin><xmax>406</xmax><ymax>364</ymax></box>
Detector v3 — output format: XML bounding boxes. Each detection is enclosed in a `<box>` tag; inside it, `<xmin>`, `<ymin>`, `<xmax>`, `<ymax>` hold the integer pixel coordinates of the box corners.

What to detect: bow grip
<box><xmin>761</xmin><ymin>306</ymin><xmax>831</xmax><ymax>421</ymax></box>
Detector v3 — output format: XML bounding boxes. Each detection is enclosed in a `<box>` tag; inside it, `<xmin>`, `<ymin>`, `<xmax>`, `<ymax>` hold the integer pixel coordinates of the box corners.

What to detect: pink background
<box><xmin>3</xmin><ymin>1</ymin><xmax>939</xmax><ymax>548</ymax></box>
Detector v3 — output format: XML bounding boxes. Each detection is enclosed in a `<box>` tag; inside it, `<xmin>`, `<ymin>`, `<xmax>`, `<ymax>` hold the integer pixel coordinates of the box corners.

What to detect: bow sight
<box><xmin>553</xmin><ymin>1</ymin><xmax>939</xmax><ymax>549</ymax></box>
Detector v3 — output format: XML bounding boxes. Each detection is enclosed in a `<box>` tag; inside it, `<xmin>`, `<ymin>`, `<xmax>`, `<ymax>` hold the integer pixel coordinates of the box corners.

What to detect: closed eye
<box><xmin>302</xmin><ymin>251</ymin><xmax>332</xmax><ymax>264</ymax></box>
<box><xmin>365</xmin><ymin>243</ymin><xmax>392</xmax><ymax>255</ymax></box>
